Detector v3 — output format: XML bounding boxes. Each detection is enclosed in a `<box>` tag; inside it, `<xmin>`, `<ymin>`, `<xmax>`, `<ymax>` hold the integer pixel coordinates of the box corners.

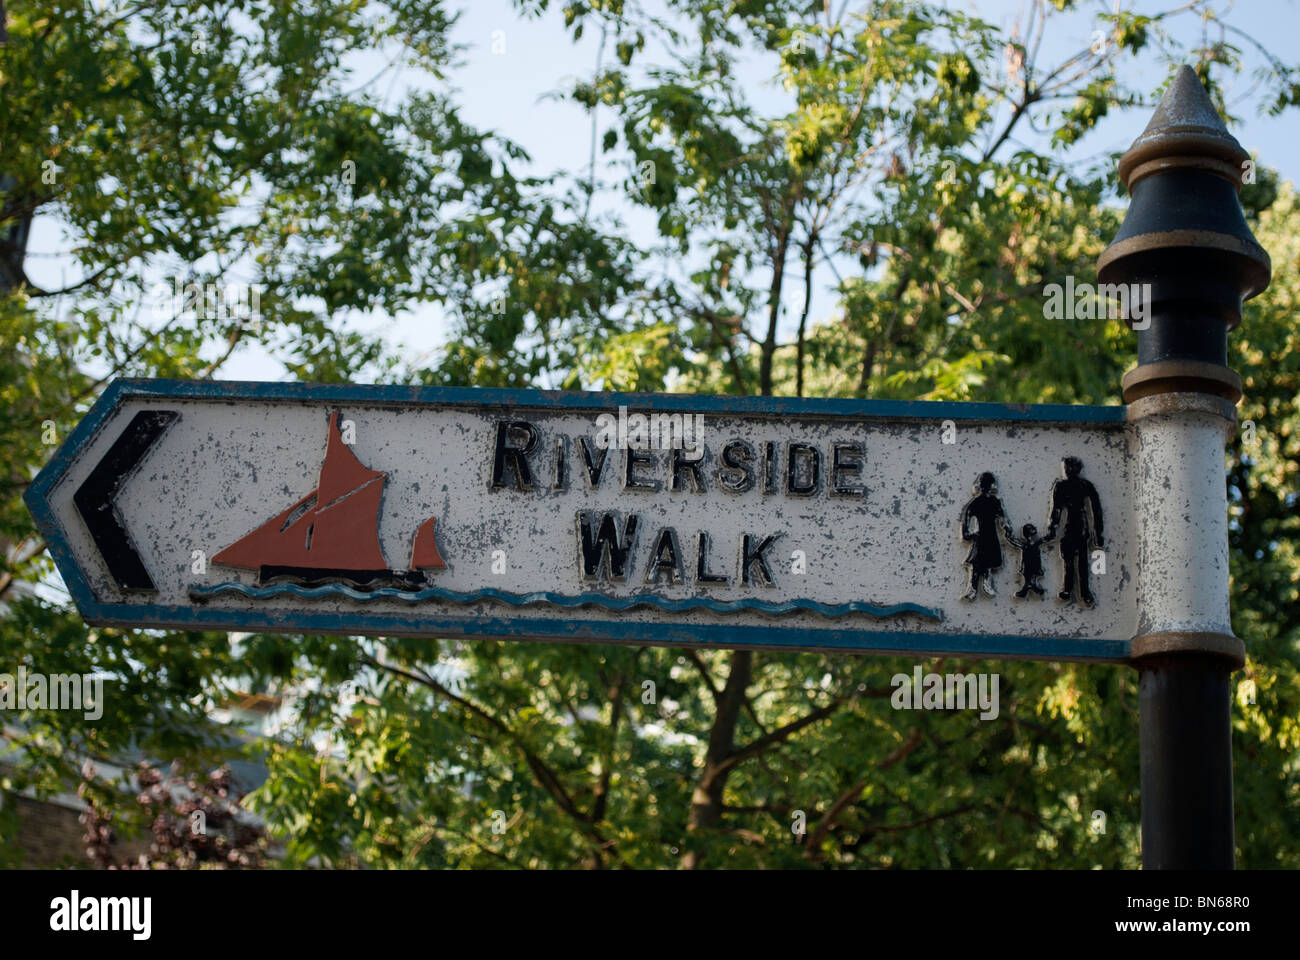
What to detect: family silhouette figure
<box><xmin>959</xmin><ymin>457</ymin><xmax>1104</xmax><ymax>606</ymax></box>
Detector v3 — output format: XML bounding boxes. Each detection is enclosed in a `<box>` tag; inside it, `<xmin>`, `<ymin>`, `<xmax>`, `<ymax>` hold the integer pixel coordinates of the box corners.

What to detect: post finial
<box><xmin>1098</xmin><ymin>65</ymin><xmax>1271</xmax><ymax>404</ymax></box>
<box><xmin>1117</xmin><ymin>65</ymin><xmax>1251</xmax><ymax>189</ymax></box>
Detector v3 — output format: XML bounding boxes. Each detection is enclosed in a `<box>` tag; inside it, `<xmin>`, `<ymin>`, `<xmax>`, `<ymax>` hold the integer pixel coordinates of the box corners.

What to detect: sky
<box><xmin>435</xmin><ymin>1</ymin><xmax>1300</xmax><ymax>184</ymax></box>
<box><xmin>23</xmin><ymin>0</ymin><xmax>1300</xmax><ymax>386</ymax></box>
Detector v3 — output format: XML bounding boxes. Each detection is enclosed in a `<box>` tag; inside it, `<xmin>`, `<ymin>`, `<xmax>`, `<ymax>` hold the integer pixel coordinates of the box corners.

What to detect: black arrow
<box><xmin>73</xmin><ymin>410</ymin><xmax>180</xmax><ymax>592</ymax></box>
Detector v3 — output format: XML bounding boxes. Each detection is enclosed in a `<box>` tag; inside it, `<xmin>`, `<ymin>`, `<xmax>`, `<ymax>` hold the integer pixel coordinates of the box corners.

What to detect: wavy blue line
<box><xmin>188</xmin><ymin>582</ymin><xmax>942</xmax><ymax>621</ymax></box>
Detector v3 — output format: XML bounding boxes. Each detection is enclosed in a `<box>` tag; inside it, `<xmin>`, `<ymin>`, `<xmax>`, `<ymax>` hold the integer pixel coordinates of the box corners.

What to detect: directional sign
<box><xmin>26</xmin><ymin>379</ymin><xmax>1135</xmax><ymax>661</ymax></box>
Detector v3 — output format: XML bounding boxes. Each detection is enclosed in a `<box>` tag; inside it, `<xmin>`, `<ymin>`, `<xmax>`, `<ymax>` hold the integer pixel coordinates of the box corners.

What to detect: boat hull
<box><xmin>258</xmin><ymin>566</ymin><xmax>428</xmax><ymax>590</ymax></box>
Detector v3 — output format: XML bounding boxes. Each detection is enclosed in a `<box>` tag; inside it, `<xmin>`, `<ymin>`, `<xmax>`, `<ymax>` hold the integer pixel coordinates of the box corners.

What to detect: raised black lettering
<box><xmin>695</xmin><ymin>531</ymin><xmax>728</xmax><ymax>585</ymax></box>
<box><xmin>786</xmin><ymin>442</ymin><xmax>820</xmax><ymax>496</ymax></box>
<box><xmin>490</xmin><ymin>421</ymin><xmax>539</xmax><ymax>491</ymax></box>
<box><xmin>645</xmin><ymin>527</ymin><xmax>684</xmax><ymax>585</ymax></box>
<box><xmin>718</xmin><ymin>440</ymin><xmax>755</xmax><ymax>493</ymax></box>
<box><xmin>577</xmin><ymin>511</ymin><xmax>640</xmax><ymax>582</ymax></box>
<box><xmin>623</xmin><ymin>447</ymin><xmax>659</xmax><ymax>491</ymax></box>
<box><xmin>740</xmin><ymin>533</ymin><xmax>779</xmax><ymax>587</ymax></box>
<box><xmin>552</xmin><ymin>437</ymin><xmax>567</xmax><ymax>491</ymax></box>
<box><xmin>831</xmin><ymin>442</ymin><xmax>865</xmax><ymax>498</ymax></box>
<box><xmin>576</xmin><ymin>436</ymin><xmax>609</xmax><ymax>489</ymax></box>
<box><xmin>762</xmin><ymin>442</ymin><xmax>778</xmax><ymax>495</ymax></box>
<box><xmin>670</xmin><ymin>447</ymin><xmax>707</xmax><ymax>493</ymax></box>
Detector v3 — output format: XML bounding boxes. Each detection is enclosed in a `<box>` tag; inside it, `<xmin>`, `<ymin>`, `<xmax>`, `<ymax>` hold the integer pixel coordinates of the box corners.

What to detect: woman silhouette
<box><xmin>960</xmin><ymin>472</ymin><xmax>1005</xmax><ymax>600</ymax></box>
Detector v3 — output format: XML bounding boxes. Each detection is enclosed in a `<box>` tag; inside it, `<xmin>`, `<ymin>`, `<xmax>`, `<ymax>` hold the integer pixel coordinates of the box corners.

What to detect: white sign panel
<box><xmin>27</xmin><ymin>380</ymin><xmax>1135</xmax><ymax>661</ymax></box>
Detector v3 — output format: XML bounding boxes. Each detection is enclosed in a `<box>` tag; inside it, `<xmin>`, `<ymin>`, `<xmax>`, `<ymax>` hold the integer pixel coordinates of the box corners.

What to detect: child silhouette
<box><xmin>1004</xmin><ymin>522</ymin><xmax>1051</xmax><ymax>599</ymax></box>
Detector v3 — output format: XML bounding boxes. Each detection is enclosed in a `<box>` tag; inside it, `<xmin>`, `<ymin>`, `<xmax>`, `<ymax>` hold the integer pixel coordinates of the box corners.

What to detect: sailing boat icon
<box><xmin>212</xmin><ymin>412</ymin><xmax>446</xmax><ymax>589</ymax></box>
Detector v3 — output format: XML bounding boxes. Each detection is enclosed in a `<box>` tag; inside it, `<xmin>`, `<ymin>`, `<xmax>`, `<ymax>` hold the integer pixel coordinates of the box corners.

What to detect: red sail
<box><xmin>211</xmin><ymin>490</ymin><xmax>319</xmax><ymax>569</ymax></box>
<box><xmin>410</xmin><ymin>517</ymin><xmax>447</xmax><ymax>569</ymax></box>
<box><xmin>301</xmin><ymin>475</ymin><xmax>387</xmax><ymax>569</ymax></box>
<box><xmin>212</xmin><ymin>412</ymin><xmax>389</xmax><ymax>571</ymax></box>
<box><xmin>316</xmin><ymin>412</ymin><xmax>384</xmax><ymax>507</ymax></box>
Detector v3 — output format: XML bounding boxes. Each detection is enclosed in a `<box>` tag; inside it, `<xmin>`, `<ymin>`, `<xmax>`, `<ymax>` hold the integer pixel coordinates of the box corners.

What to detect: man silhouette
<box><xmin>1046</xmin><ymin>456</ymin><xmax>1104</xmax><ymax>606</ymax></box>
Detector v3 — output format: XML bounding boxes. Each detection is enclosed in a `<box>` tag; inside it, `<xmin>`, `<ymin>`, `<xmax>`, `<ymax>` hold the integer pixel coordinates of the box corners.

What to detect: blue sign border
<box><xmin>25</xmin><ymin>378</ymin><xmax>1132</xmax><ymax>663</ymax></box>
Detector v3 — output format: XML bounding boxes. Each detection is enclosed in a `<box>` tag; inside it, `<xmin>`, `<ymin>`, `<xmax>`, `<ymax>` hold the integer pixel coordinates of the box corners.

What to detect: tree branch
<box><xmin>361</xmin><ymin>653</ymin><xmax>624</xmax><ymax>866</ymax></box>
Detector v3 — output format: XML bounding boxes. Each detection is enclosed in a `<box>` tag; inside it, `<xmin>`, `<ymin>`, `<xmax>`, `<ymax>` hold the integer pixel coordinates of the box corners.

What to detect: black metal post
<box><xmin>1138</xmin><ymin>659</ymin><xmax>1235</xmax><ymax>868</ymax></box>
<box><xmin>1098</xmin><ymin>66</ymin><xmax>1271</xmax><ymax>869</ymax></box>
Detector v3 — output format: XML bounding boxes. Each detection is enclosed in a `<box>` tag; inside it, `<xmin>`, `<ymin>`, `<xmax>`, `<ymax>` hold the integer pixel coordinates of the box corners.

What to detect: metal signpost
<box><xmin>25</xmin><ymin>67</ymin><xmax>1269</xmax><ymax>869</ymax></box>
<box><xmin>1097</xmin><ymin>67</ymin><xmax>1271</xmax><ymax>869</ymax></box>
